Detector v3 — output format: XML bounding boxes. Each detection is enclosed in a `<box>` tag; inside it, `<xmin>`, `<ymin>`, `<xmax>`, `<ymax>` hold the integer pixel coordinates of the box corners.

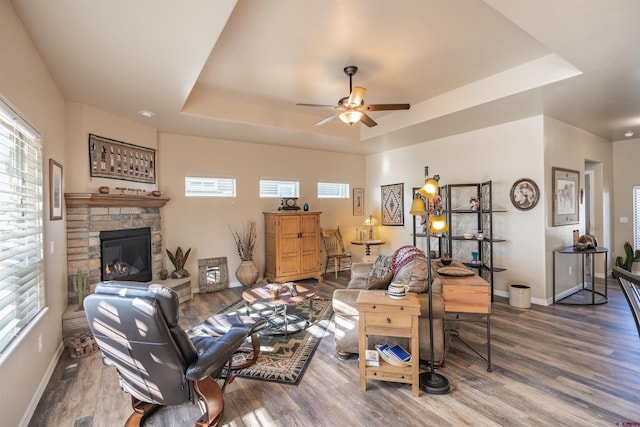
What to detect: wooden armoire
<box><xmin>263</xmin><ymin>211</ymin><xmax>322</xmax><ymax>283</ymax></box>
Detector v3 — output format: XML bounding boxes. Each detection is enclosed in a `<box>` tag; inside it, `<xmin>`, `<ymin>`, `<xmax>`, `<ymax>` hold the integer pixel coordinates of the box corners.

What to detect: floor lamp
<box><xmin>410</xmin><ymin>166</ymin><xmax>451</xmax><ymax>394</ymax></box>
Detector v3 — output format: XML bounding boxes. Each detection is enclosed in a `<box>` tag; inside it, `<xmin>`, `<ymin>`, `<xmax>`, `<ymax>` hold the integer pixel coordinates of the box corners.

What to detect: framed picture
<box><xmin>552</xmin><ymin>167</ymin><xmax>579</xmax><ymax>226</ymax></box>
<box><xmin>88</xmin><ymin>133</ymin><xmax>156</xmax><ymax>183</ymax></box>
<box><xmin>49</xmin><ymin>159</ymin><xmax>63</xmax><ymax>220</ymax></box>
<box><xmin>381</xmin><ymin>183</ymin><xmax>404</xmax><ymax>226</ymax></box>
<box><xmin>510</xmin><ymin>178</ymin><xmax>540</xmax><ymax>211</ymax></box>
<box><xmin>353</xmin><ymin>188</ymin><xmax>364</xmax><ymax>216</ymax></box>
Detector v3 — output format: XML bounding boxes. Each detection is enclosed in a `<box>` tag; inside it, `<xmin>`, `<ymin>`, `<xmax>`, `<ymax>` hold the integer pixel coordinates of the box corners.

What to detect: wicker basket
<box><xmin>375</xmin><ymin>344</ymin><xmax>412</xmax><ymax>367</ymax></box>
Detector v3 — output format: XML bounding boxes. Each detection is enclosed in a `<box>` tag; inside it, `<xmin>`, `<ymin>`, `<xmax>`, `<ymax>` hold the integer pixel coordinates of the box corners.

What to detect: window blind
<box><xmin>259</xmin><ymin>179</ymin><xmax>299</xmax><ymax>198</ymax></box>
<box><xmin>317</xmin><ymin>182</ymin><xmax>349</xmax><ymax>198</ymax></box>
<box><xmin>0</xmin><ymin>99</ymin><xmax>44</xmax><ymax>356</ymax></box>
<box><xmin>185</xmin><ymin>176</ymin><xmax>236</xmax><ymax>197</ymax></box>
<box><xmin>633</xmin><ymin>186</ymin><xmax>640</xmax><ymax>250</ymax></box>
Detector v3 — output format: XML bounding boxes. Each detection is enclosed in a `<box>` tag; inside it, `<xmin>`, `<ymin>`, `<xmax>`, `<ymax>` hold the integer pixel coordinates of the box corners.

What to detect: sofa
<box><xmin>332</xmin><ymin>246</ymin><xmax>445</xmax><ymax>364</ymax></box>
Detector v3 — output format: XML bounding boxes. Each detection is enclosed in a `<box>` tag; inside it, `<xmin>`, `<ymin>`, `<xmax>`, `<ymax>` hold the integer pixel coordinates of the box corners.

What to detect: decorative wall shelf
<box><xmin>64</xmin><ymin>192</ymin><xmax>170</xmax><ymax>208</ymax></box>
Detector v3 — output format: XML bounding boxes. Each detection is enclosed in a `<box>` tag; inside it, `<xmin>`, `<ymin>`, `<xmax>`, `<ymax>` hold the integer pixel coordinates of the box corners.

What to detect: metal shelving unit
<box><xmin>438</xmin><ymin>181</ymin><xmax>505</xmax><ymax>301</ymax></box>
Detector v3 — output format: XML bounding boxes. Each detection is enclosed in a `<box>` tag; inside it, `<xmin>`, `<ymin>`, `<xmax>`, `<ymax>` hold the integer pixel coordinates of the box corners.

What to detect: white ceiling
<box><xmin>10</xmin><ymin>0</ymin><xmax>640</xmax><ymax>154</ymax></box>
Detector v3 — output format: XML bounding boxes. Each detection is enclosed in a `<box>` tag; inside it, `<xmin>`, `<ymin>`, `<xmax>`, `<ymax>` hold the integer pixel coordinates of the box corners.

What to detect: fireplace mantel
<box><xmin>65</xmin><ymin>192</ymin><xmax>170</xmax><ymax>208</ymax></box>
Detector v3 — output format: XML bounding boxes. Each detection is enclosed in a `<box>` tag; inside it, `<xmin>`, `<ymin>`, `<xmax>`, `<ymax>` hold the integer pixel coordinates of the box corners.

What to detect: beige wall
<box><xmin>65</xmin><ymin>103</ymin><xmax>158</xmax><ymax>193</ymax></box>
<box><xmin>365</xmin><ymin>116</ymin><xmax>547</xmax><ymax>302</ymax></box>
<box><xmin>543</xmin><ymin>117</ymin><xmax>613</xmax><ymax>300</ymax></box>
<box><xmin>158</xmin><ymin>133</ymin><xmax>365</xmax><ymax>289</ymax></box>
<box><xmin>0</xmin><ymin>1</ymin><xmax>67</xmax><ymax>426</ymax></box>
<box><xmin>613</xmin><ymin>137</ymin><xmax>640</xmax><ymax>258</ymax></box>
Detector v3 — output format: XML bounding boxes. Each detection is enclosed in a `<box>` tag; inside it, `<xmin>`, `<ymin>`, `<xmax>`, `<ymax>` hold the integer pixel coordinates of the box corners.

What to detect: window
<box><xmin>259</xmin><ymin>179</ymin><xmax>299</xmax><ymax>198</ymax></box>
<box><xmin>318</xmin><ymin>182</ymin><xmax>349</xmax><ymax>199</ymax></box>
<box><xmin>633</xmin><ymin>186</ymin><xmax>640</xmax><ymax>250</ymax></box>
<box><xmin>185</xmin><ymin>176</ymin><xmax>236</xmax><ymax>197</ymax></box>
<box><xmin>0</xmin><ymin>99</ymin><xmax>44</xmax><ymax>356</ymax></box>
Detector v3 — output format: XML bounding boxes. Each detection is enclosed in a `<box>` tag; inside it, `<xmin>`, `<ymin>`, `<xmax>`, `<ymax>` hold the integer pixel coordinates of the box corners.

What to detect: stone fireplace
<box><xmin>64</xmin><ymin>193</ymin><xmax>169</xmax><ymax>307</ymax></box>
<box><xmin>100</xmin><ymin>227</ymin><xmax>152</xmax><ymax>282</ymax></box>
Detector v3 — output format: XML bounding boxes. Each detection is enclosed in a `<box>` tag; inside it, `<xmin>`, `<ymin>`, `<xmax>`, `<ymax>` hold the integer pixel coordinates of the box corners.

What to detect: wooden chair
<box><xmin>612</xmin><ymin>266</ymin><xmax>640</xmax><ymax>339</ymax></box>
<box><xmin>321</xmin><ymin>227</ymin><xmax>352</xmax><ymax>279</ymax></box>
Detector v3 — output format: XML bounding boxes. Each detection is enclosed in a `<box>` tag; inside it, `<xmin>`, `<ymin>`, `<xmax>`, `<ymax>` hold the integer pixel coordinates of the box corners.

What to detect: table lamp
<box><xmin>411</xmin><ymin>165</ymin><xmax>450</xmax><ymax>394</ymax></box>
<box><xmin>363</xmin><ymin>215</ymin><xmax>378</xmax><ymax>240</ymax></box>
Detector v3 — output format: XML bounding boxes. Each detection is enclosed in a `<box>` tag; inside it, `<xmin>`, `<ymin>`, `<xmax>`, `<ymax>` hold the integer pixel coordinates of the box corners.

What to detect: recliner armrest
<box><xmin>186</xmin><ymin>327</ymin><xmax>249</xmax><ymax>381</ymax></box>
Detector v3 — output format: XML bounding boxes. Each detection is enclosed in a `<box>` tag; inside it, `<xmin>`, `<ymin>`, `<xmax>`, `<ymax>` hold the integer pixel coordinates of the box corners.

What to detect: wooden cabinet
<box><xmin>263</xmin><ymin>211</ymin><xmax>322</xmax><ymax>283</ymax></box>
<box><xmin>357</xmin><ymin>291</ymin><xmax>421</xmax><ymax>396</ymax></box>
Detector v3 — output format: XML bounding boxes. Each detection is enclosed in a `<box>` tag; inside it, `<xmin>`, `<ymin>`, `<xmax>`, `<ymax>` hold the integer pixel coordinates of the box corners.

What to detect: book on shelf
<box><xmin>365</xmin><ymin>349</ymin><xmax>380</xmax><ymax>367</ymax></box>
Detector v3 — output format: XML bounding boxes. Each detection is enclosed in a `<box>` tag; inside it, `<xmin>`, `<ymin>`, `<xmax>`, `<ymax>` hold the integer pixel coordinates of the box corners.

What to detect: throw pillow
<box><xmin>370</xmin><ymin>255</ymin><xmax>392</xmax><ymax>278</ymax></box>
<box><xmin>365</xmin><ymin>269</ymin><xmax>394</xmax><ymax>290</ymax></box>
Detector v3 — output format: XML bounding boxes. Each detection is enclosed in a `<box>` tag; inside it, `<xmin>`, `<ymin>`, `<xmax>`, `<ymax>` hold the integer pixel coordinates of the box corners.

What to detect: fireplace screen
<box><xmin>100</xmin><ymin>227</ymin><xmax>152</xmax><ymax>282</ymax></box>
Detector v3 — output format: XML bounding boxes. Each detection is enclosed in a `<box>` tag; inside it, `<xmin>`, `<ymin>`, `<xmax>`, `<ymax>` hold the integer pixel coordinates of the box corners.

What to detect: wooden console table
<box><xmin>357</xmin><ymin>291</ymin><xmax>421</xmax><ymax>396</ymax></box>
<box><xmin>435</xmin><ymin>261</ymin><xmax>492</xmax><ymax>371</ymax></box>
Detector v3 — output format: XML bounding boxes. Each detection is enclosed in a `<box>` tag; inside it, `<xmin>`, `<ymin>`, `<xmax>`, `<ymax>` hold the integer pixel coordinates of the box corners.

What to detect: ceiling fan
<box><xmin>296</xmin><ymin>66</ymin><xmax>410</xmax><ymax>127</ymax></box>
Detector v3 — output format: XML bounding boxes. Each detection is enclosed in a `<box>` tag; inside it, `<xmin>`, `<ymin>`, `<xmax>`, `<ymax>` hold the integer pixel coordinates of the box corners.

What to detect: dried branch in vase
<box><xmin>230</xmin><ymin>220</ymin><xmax>259</xmax><ymax>261</ymax></box>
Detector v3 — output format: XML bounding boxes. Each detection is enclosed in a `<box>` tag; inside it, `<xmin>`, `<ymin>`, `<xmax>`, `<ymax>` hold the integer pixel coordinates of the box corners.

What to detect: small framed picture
<box><xmin>49</xmin><ymin>159</ymin><xmax>63</xmax><ymax>220</ymax></box>
<box><xmin>510</xmin><ymin>178</ymin><xmax>539</xmax><ymax>211</ymax></box>
<box><xmin>353</xmin><ymin>188</ymin><xmax>364</xmax><ymax>216</ymax></box>
<box><xmin>552</xmin><ymin>167</ymin><xmax>579</xmax><ymax>226</ymax></box>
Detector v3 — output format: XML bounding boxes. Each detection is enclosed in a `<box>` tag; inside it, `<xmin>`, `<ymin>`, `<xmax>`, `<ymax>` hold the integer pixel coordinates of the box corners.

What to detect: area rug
<box><xmin>197</xmin><ymin>296</ymin><xmax>333</xmax><ymax>385</ymax></box>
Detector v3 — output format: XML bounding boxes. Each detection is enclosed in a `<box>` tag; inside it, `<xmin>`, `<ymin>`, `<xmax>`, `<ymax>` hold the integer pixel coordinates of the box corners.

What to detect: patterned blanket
<box><xmin>391</xmin><ymin>245</ymin><xmax>427</xmax><ymax>271</ymax></box>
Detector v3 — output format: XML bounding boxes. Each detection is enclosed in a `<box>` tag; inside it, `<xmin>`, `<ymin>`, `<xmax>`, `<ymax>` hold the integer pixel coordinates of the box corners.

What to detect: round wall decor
<box><xmin>510</xmin><ymin>178</ymin><xmax>539</xmax><ymax>211</ymax></box>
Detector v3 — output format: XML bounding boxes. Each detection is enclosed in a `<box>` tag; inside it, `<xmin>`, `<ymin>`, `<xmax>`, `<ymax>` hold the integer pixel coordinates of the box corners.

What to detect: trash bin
<box><xmin>509</xmin><ymin>284</ymin><xmax>531</xmax><ymax>308</ymax></box>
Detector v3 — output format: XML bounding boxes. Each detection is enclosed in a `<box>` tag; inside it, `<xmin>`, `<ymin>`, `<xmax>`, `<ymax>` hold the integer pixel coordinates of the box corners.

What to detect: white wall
<box><xmin>158</xmin><ymin>133</ymin><xmax>366</xmax><ymax>290</ymax></box>
<box><xmin>543</xmin><ymin>117</ymin><xmax>613</xmax><ymax>300</ymax></box>
<box><xmin>365</xmin><ymin>116</ymin><xmax>547</xmax><ymax>302</ymax></box>
<box><xmin>0</xmin><ymin>1</ymin><xmax>67</xmax><ymax>426</ymax></box>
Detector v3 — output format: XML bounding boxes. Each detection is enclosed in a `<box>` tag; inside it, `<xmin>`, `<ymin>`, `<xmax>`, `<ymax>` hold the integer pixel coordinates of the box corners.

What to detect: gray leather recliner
<box><xmin>84</xmin><ymin>281</ymin><xmax>250</xmax><ymax>427</ymax></box>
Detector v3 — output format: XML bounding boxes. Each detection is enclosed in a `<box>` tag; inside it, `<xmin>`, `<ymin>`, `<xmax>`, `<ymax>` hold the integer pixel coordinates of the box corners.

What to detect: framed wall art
<box><xmin>353</xmin><ymin>188</ymin><xmax>364</xmax><ymax>216</ymax></box>
<box><xmin>552</xmin><ymin>167</ymin><xmax>579</xmax><ymax>226</ymax></box>
<box><xmin>510</xmin><ymin>178</ymin><xmax>539</xmax><ymax>211</ymax></box>
<box><xmin>49</xmin><ymin>158</ymin><xmax>63</xmax><ymax>220</ymax></box>
<box><xmin>88</xmin><ymin>133</ymin><xmax>156</xmax><ymax>183</ymax></box>
<box><xmin>381</xmin><ymin>183</ymin><xmax>404</xmax><ymax>226</ymax></box>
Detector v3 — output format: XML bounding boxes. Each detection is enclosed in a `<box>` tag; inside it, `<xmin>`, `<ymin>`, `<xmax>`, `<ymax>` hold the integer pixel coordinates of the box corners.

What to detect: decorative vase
<box><xmin>236</xmin><ymin>260</ymin><xmax>259</xmax><ymax>287</ymax></box>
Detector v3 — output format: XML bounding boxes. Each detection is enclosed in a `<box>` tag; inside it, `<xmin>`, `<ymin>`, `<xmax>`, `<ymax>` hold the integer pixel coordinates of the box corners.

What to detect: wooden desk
<box><xmin>356</xmin><ymin>291</ymin><xmax>421</xmax><ymax>396</ymax></box>
<box><xmin>434</xmin><ymin>261</ymin><xmax>492</xmax><ymax>371</ymax></box>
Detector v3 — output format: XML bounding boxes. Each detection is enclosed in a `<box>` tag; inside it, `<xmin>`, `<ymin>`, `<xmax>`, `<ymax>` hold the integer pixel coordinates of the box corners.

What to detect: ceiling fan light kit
<box><xmin>296</xmin><ymin>65</ymin><xmax>410</xmax><ymax>128</ymax></box>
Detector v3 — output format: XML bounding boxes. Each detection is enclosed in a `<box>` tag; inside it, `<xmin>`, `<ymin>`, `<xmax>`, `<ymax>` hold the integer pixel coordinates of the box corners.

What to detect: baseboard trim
<box><xmin>19</xmin><ymin>341</ymin><xmax>64</xmax><ymax>427</ymax></box>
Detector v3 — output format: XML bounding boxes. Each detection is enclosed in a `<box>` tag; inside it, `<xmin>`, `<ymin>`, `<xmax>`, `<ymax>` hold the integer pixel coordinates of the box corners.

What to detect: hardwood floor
<box><xmin>29</xmin><ymin>274</ymin><xmax>640</xmax><ymax>427</ymax></box>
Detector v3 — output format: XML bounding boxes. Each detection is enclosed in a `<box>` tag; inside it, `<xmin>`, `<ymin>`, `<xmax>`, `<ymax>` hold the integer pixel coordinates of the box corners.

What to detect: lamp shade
<box><xmin>409</xmin><ymin>198</ymin><xmax>427</xmax><ymax>216</ymax></box>
<box><xmin>363</xmin><ymin>215</ymin><xmax>378</xmax><ymax>226</ymax></box>
<box><xmin>429</xmin><ymin>212</ymin><xmax>448</xmax><ymax>233</ymax></box>
<box><xmin>339</xmin><ymin>110</ymin><xmax>363</xmax><ymax>125</ymax></box>
<box><xmin>418</xmin><ymin>177</ymin><xmax>439</xmax><ymax>199</ymax></box>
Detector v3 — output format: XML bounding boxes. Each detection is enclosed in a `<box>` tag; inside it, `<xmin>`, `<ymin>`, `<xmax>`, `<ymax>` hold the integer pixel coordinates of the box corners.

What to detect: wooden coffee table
<box><xmin>241</xmin><ymin>283</ymin><xmax>316</xmax><ymax>338</ymax></box>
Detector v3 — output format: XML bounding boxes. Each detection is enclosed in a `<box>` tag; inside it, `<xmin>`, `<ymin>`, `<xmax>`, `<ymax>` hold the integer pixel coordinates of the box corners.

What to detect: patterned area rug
<box><xmin>207</xmin><ymin>296</ymin><xmax>333</xmax><ymax>385</ymax></box>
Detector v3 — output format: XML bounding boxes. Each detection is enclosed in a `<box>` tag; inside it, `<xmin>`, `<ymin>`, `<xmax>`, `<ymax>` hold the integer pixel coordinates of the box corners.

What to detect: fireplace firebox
<box><xmin>100</xmin><ymin>227</ymin><xmax>152</xmax><ymax>282</ymax></box>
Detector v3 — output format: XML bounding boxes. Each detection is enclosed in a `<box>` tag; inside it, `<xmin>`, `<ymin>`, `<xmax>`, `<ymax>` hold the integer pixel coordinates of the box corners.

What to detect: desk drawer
<box><xmin>365</xmin><ymin>312</ymin><xmax>412</xmax><ymax>328</ymax></box>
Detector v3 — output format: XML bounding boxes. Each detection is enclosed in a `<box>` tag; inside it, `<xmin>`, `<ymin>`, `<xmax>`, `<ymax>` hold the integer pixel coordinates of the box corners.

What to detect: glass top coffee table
<box><xmin>241</xmin><ymin>282</ymin><xmax>316</xmax><ymax>338</ymax></box>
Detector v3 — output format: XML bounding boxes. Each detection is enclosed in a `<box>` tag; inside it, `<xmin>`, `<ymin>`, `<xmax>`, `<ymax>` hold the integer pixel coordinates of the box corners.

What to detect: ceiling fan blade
<box><xmin>359</xmin><ymin>113</ymin><xmax>377</xmax><ymax>127</ymax></box>
<box><xmin>296</xmin><ymin>103</ymin><xmax>337</xmax><ymax>109</ymax></box>
<box><xmin>347</xmin><ymin>86</ymin><xmax>366</xmax><ymax>107</ymax></box>
<box><xmin>314</xmin><ymin>114</ymin><xmax>339</xmax><ymax>126</ymax></box>
<box><xmin>365</xmin><ymin>103</ymin><xmax>410</xmax><ymax>111</ymax></box>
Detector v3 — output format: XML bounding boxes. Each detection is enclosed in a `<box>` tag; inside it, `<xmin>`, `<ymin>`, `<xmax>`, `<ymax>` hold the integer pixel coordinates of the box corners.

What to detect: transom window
<box><xmin>185</xmin><ymin>176</ymin><xmax>236</xmax><ymax>197</ymax></box>
<box><xmin>317</xmin><ymin>182</ymin><xmax>350</xmax><ymax>198</ymax></box>
<box><xmin>259</xmin><ymin>179</ymin><xmax>299</xmax><ymax>198</ymax></box>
